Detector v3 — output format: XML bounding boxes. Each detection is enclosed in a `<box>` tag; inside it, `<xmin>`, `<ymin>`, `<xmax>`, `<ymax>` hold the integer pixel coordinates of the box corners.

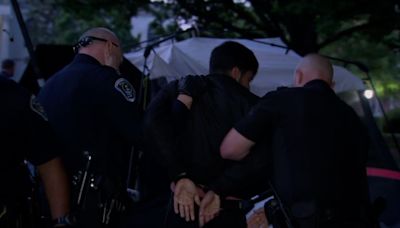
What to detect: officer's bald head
<box><xmin>77</xmin><ymin>27</ymin><xmax>123</xmax><ymax>70</ymax></box>
<box><xmin>294</xmin><ymin>54</ymin><xmax>334</xmax><ymax>87</ymax></box>
<box><xmin>78</xmin><ymin>27</ymin><xmax>120</xmax><ymax>47</ymax></box>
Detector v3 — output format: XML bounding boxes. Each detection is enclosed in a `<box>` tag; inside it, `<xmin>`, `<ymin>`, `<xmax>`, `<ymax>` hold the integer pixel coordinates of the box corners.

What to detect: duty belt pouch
<box><xmin>71</xmin><ymin>151</ymin><xmax>94</xmax><ymax>210</ymax></box>
<box><xmin>264</xmin><ymin>198</ymin><xmax>290</xmax><ymax>228</ymax></box>
<box><xmin>289</xmin><ymin>200</ymin><xmax>318</xmax><ymax>228</ymax></box>
<box><xmin>96</xmin><ymin>176</ymin><xmax>130</xmax><ymax>225</ymax></box>
<box><xmin>71</xmin><ymin>151</ymin><xmax>128</xmax><ymax>226</ymax></box>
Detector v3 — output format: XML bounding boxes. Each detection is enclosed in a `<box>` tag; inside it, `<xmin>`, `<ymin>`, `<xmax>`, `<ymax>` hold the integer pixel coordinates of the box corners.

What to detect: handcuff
<box><xmin>173</xmin><ymin>172</ymin><xmax>190</xmax><ymax>184</ymax></box>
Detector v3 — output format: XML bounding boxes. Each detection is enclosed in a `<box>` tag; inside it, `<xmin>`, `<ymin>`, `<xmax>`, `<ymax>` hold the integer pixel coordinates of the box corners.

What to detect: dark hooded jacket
<box><xmin>145</xmin><ymin>74</ymin><xmax>269</xmax><ymax>198</ymax></box>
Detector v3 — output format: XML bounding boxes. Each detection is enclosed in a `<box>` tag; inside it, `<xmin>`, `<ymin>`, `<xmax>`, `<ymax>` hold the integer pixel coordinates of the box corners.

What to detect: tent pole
<box><xmin>10</xmin><ymin>0</ymin><xmax>43</xmax><ymax>86</ymax></box>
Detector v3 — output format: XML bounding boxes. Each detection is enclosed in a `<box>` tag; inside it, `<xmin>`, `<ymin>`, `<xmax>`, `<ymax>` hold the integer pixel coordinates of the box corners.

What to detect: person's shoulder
<box><xmin>0</xmin><ymin>76</ymin><xmax>18</xmax><ymax>88</ymax></box>
<box><xmin>0</xmin><ymin>77</ymin><xmax>30</xmax><ymax>98</ymax></box>
<box><xmin>0</xmin><ymin>79</ymin><xmax>32</xmax><ymax>114</ymax></box>
<box><xmin>68</xmin><ymin>55</ymin><xmax>116</xmax><ymax>78</ymax></box>
<box><xmin>79</xmin><ymin>63</ymin><xmax>121</xmax><ymax>91</ymax></box>
<box><xmin>258</xmin><ymin>86</ymin><xmax>298</xmax><ymax>107</ymax></box>
<box><xmin>166</xmin><ymin>79</ymin><xmax>179</xmax><ymax>89</ymax></box>
<box><xmin>156</xmin><ymin>78</ymin><xmax>179</xmax><ymax>96</ymax></box>
<box><xmin>261</xmin><ymin>86</ymin><xmax>291</xmax><ymax>98</ymax></box>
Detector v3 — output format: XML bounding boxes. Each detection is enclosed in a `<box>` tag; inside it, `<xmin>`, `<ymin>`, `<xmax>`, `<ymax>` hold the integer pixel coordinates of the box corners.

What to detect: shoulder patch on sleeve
<box><xmin>114</xmin><ymin>78</ymin><xmax>136</xmax><ymax>102</ymax></box>
<box><xmin>30</xmin><ymin>95</ymin><xmax>48</xmax><ymax>121</ymax></box>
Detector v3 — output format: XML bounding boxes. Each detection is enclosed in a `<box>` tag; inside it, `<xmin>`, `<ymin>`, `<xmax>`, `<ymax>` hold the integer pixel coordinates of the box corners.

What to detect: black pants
<box><xmin>74</xmin><ymin>192</ymin><xmax>127</xmax><ymax>228</ymax></box>
<box><xmin>119</xmin><ymin>190</ymin><xmax>170</xmax><ymax>228</ymax></box>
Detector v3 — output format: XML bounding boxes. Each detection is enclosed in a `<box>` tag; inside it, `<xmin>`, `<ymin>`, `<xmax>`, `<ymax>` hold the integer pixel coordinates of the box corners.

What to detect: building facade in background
<box><xmin>0</xmin><ymin>0</ymin><xmax>28</xmax><ymax>82</ymax></box>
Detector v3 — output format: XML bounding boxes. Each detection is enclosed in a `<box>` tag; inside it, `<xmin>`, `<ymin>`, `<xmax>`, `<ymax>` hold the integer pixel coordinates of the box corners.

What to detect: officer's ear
<box><xmin>330</xmin><ymin>80</ymin><xmax>336</xmax><ymax>89</ymax></box>
<box><xmin>104</xmin><ymin>41</ymin><xmax>113</xmax><ymax>56</ymax></box>
<box><xmin>294</xmin><ymin>69</ymin><xmax>303</xmax><ymax>87</ymax></box>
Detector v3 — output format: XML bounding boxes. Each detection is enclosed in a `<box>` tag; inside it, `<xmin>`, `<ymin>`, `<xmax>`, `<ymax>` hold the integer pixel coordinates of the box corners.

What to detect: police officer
<box><xmin>145</xmin><ymin>41</ymin><xmax>268</xmax><ymax>228</ymax></box>
<box><xmin>217</xmin><ymin>54</ymin><xmax>372</xmax><ymax>227</ymax></box>
<box><xmin>38</xmin><ymin>27</ymin><xmax>142</xmax><ymax>227</ymax></box>
<box><xmin>0</xmin><ymin>76</ymin><xmax>70</xmax><ymax>227</ymax></box>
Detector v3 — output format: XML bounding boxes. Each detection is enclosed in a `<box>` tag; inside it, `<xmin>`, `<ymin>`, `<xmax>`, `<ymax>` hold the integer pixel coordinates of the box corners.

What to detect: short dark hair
<box><xmin>209</xmin><ymin>41</ymin><xmax>258</xmax><ymax>76</ymax></box>
<box><xmin>2</xmin><ymin>59</ymin><xmax>14</xmax><ymax>70</ymax></box>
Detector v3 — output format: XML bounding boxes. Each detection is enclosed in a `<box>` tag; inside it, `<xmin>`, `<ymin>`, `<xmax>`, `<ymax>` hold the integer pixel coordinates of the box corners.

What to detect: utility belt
<box><xmin>241</xmin><ymin>186</ymin><xmax>295</xmax><ymax>228</ymax></box>
<box><xmin>240</xmin><ymin>187</ymin><xmax>336</xmax><ymax>228</ymax></box>
<box><xmin>241</xmin><ymin>187</ymin><xmax>365</xmax><ymax>228</ymax></box>
<box><xmin>70</xmin><ymin>151</ymin><xmax>129</xmax><ymax>226</ymax></box>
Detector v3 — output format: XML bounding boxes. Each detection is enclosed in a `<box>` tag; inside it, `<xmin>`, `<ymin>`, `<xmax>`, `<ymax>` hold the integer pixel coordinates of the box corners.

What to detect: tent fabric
<box><xmin>125</xmin><ymin>37</ymin><xmax>365</xmax><ymax>97</ymax></box>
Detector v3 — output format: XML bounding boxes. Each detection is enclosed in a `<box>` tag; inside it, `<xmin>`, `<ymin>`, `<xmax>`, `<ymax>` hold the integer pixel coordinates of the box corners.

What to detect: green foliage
<box><xmin>24</xmin><ymin>0</ymin><xmax>400</xmax><ymax>97</ymax></box>
<box><xmin>25</xmin><ymin>0</ymin><xmax>148</xmax><ymax>51</ymax></box>
<box><xmin>168</xmin><ymin>0</ymin><xmax>399</xmax><ymax>56</ymax></box>
<box><xmin>321</xmin><ymin>31</ymin><xmax>400</xmax><ymax>98</ymax></box>
<box><xmin>147</xmin><ymin>3</ymin><xmax>179</xmax><ymax>37</ymax></box>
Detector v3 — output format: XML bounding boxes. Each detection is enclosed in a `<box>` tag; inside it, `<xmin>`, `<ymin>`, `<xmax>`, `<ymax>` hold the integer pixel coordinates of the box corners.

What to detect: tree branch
<box><xmin>176</xmin><ymin>0</ymin><xmax>264</xmax><ymax>37</ymax></box>
<box><xmin>317</xmin><ymin>23</ymin><xmax>371</xmax><ymax>50</ymax></box>
<box><xmin>248</xmin><ymin>0</ymin><xmax>283</xmax><ymax>37</ymax></box>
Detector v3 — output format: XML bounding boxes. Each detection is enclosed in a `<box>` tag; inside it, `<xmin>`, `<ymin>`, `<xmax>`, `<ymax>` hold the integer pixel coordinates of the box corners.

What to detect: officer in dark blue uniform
<box><xmin>219</xmin><ymin>54</ymin><xmax>372</xmax><ymax>227</ymax></box>
<box><xmin>0</xmin><ymin>76</ymin><xmax>70</xmax><ymax>227</ymax></box>
<box><xmin>38</xmin><ymin>27</ymin><xmax>142</xmax><ymax>227</ymax></box>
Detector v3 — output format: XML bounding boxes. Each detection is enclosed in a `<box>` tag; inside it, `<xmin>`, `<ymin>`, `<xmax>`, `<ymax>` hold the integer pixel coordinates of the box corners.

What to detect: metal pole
<box><xmin>10</xmin><ymin>0</ymin><xmax>43</xmax><ymax>85</ymax></box>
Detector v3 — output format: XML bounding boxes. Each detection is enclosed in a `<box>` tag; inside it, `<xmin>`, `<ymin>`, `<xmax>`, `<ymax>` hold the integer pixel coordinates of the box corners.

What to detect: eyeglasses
<box><xmin>88</xmin><ymin>36</ymin><xmax>119</xmax><ymax>47</ymax></box>
<box><xmin>73</xmin><ymin>36</ymin><xmax>120</xmax><ymax>53</ymax></box>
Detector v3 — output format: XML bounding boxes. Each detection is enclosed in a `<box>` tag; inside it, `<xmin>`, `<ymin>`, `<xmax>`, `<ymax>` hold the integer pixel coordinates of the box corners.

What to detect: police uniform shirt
<box><xmin>0</xmin><ymin>77</ymin><xmax>60</xmax><ymax>199</ymax></box>
<box><xmin>234</xmin><ymin>79</ymin><xmax>370</xmax><ymax>218</ymax></box>
<box><xmin>37</xmin><ymin>54</ymin><xmax>141</xmax><ymax>179</ymax></box>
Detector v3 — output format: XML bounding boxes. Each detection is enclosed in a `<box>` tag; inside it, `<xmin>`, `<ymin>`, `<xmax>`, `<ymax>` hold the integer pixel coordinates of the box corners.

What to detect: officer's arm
<box><xmin>177</xmin><ymin>94</ymin><xmax>193</xmax><ymax>109</ymax></box>
<box><xmin>37</xmin><ymin>158</ymin><xmax>70</xmax><ymax>219</ymax></box>
<box><xmin>221</xmin><ymin>94</ymin><xmax>277</xmax><ymax>161</ymax></box>
<box><xmin>104</xmin><ymin>77</ymin><xmax>142</xmax><ymax>144</ymax></box>
<box><xmin>220</xmin><ymin>128</ymin><xmax>255</xmax><ymax>160</ymax></box>
<box><xmin>25</xmin><ymin>95</ymin><xmax>70</xmax><ymax>220</ymax></box>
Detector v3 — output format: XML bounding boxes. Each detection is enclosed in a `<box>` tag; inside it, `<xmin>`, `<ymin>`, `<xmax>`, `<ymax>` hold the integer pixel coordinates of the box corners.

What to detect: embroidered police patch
<box><xmin>114</xmin><ymin>78</ymin><xmax>136</xmax><ymax>102</ymax></box>
<box><xmin>30</xmin><ymin>95</ymin><xmax>48</xmax><ymax>121</ymax></box>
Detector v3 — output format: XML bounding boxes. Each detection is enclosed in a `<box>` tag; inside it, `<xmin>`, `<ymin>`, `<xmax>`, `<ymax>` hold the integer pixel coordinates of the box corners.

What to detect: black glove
<box><xmin>178</xmin><ymin>75</ymin><xmax>207</xmax><ymax>98</ymax></box>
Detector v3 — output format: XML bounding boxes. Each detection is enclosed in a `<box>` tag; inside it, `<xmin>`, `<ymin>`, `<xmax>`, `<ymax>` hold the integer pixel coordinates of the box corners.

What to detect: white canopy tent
<box><xmin>125</xmin><ymin>37</ymin><xmax>365</xmax><ymax>97</ymax></box>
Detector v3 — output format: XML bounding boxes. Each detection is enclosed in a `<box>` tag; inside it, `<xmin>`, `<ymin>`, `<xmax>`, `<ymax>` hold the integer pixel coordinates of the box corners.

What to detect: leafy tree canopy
<box><xmin>171</xmin><ymin>0</ymin><xmax>399</xmax><ymax>56</ymax></box>
<box><xmin>25</xmin><ymin>0</ymin><xmax>400</xmax><ymax>96</ymax></box>
<box><xmin>26</xmin><ymin>0</ymin><xmax>148</xmax><ymax>51</ymax></box>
